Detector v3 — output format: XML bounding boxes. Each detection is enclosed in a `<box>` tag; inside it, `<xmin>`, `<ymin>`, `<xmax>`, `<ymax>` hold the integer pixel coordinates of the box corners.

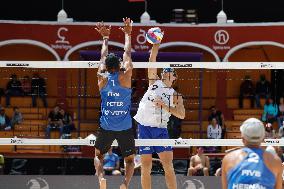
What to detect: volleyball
<box><xmin>146</xmin><ymin>27</ymin><xmax>164</xmax><ymax>44</ymax></box>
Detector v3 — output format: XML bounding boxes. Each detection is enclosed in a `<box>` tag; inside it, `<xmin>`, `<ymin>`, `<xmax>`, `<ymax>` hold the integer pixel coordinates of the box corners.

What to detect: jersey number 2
<box><xmin>247</xmin><ymin>153</ymin><xmax>259</xmax><ymax>163</ymax></box>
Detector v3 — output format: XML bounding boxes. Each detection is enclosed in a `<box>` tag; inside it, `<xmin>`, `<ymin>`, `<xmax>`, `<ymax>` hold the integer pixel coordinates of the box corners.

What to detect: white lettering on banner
<box><xmin>214</xmin><ymin>30</ymin><xmax>229</xmax><ymax>45</ymax></box>
<box><xmin>134</xmin><ymin>29</ymin><xmax>150</xmax><ymax>50</ymax></box>
<box><xmin>106</xmin><ymin>102</ymin><xmax>124</xmax><ymax>107</ymax></box>
<box><xmin>232</xmin><ymin>183</ymin><xmax>266</xmax><ymax>189</ymax></box>
<box><xmin>51</xmin><ymin>27</ymin><xmax>72</xmax><ymax>50</ymax></box>
<box><xmin>241</xmin><ymin>170</ymin><xmax>261</xmax><ymax>177</ymax></box>
<box><xmin>104</xmin><ymin>110</ymin><xmax>128</xmax><ymax>116</ymax></box>
<box><xmin>107</xmin><ymin>92</ymin><xmax>120</xmax><ymax>97</ymax></box>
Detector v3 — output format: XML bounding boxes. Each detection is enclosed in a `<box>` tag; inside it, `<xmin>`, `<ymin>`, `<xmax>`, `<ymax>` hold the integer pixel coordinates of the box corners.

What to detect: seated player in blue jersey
<box><xmin>222</xmin><ymin>118</ymin><xmax>282</xmax><ymax>189</ymax></box>
<box><xmin>134</xmin><ymin>37</ymin><xmax>185</xmax><ymax>189</ymax></box>
<box><xmin>93</xmin><ymin>18</ymin><xmax>135</xmax><ymax>189</ymax></box>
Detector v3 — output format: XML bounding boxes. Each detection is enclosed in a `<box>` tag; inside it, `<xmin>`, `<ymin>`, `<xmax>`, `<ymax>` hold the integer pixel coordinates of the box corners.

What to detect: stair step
<box><xmin>233</xmin><ymin>109</ymin><xmax>263</xmax><ymax>115</ymax></box>
<box><xmin>234</xmin><ymin>114</ymin><xmax>261</xmax><ymax>121</ymax></box>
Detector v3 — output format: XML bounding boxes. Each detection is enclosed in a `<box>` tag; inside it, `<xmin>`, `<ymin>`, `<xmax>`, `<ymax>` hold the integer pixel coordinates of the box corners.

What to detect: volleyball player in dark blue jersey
<box><xmin>94</xmin><ymin>18</ymin><xmax>135</xmax><ymax>189</ymax></box>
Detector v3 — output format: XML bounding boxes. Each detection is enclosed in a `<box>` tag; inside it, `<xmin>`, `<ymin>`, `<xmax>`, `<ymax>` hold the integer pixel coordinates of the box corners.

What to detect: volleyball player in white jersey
<box><xmin>134</xmin><ymin>41</ymin><xmax>185</xmax><ymax>189</ymax></box>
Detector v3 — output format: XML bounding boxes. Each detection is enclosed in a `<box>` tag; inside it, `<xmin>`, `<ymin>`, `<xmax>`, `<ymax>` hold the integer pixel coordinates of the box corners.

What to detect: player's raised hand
<box><xmin>95</xmin><ymin>22</ymin><xmax>111</xmax><ymax>38</ymax></box>
<box><xmin>119</xmin><ymin>17</ymin><xmax>133</xmax><ymax>35</ymax></box>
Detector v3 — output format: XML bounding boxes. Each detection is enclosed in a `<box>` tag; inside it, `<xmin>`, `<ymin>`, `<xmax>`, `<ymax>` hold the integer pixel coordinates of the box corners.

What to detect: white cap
<box><xmin>240</xmin><ymin>118</ymin><xmax>265</xmax><ymax>143</ymax></box>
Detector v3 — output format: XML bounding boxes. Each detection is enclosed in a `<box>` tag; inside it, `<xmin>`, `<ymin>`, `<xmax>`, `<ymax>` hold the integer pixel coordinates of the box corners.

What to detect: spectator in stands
<box><xmin>277</xmin><ymin>97</ymin><xmax>284</xmax><ymax>129</ymax></box>
<box><xmin>255</xmin><ymin>74</ymin><xmax>271</xmax><ymax>108</ymax></box>
<box><xmin>262</xmin><ymin>97</ymin><xmax>278</xmax><ymax>124</ymax></box>
<box><xmin>0</xmin><ymin>107</ymin><xmax>11</xmax><ymax>130</ymax></box>
<box><xmin>208</xmin><ymin>106</ymin><xmax>225</xmax><ymax>138</ymax></box>
<box><xmin>187</xmin><ymin>147</ymin><xmax>210</xmax><ymax>176</ymax></box>
<box><xmin>103</xmin><ymin>147</ymin><xmax>121</xmax><ymax>175</ymax></box>
<box><xmin>239</xmin><ymin>75</ymin><xmax>254</xmax><ymax>108</ymax></box>
<box><xmin>22</xmin><ymin>75</ymin><xmax>31</xmax><ymax>96</ymax></box>
<box><xmin>46</xmin><ymin>105</ymin><xmax>63</xmax><ymax>138</ymax></box>
<box><xmin>265</xmin><ymin>123</ymin><xmax>277</xmax><ymax>139</ymax></box>
<box><xmin>207</xmin><ymin>117</ymin><xmax>222</xmax><ymax>139</ymax></box>
<box><xmin>31</xmin><ymin>73</ymin><xmax>47</xmax><ymax>108</ymax></box>
<box><xmin>11</xmin><ymin>106</ymin><xmax>23</xmax><ymax>128</ymax></box>
<box><xmin>5</xmin><ymin>74</ymin><xmax>23</xmax><ymax>107</ymax></box>
<box><xmin>59</xmin><ymin>108</ymin><xmax>75</xmax><ymax>138</ymax></box>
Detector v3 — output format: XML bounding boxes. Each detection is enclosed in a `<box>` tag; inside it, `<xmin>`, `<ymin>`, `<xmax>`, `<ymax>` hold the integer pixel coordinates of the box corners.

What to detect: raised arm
<box><xmin>119</xmin><ymin>17</ymin><xmax>133</xmax><ymax>77</ymax></box>
<box><xmin>148</xmin><ymin>44</ymin><xmax>160</xmax><ymax>86</ymax></box>
<box><xmin>95</xmin><ymin>22</ymin><xmax>111</xmax><ymax>75</ymax></box>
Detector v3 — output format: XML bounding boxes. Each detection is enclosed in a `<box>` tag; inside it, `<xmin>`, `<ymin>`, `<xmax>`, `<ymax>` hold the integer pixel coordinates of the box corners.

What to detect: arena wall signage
<box><xmin>0</xmin><ymin>175</ymin><xmax>222</xmax><ymax>189</ymax></box>
<box><xmin>1</xmin><ymin>21</ymin><xmax>284</xmax><ymax>60</ymax></box>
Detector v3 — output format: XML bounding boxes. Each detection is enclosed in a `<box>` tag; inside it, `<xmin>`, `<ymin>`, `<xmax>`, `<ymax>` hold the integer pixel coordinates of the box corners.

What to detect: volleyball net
<box><xmin>0</xmin><ymin>61</ymin><xmax>283</xmax><ymax>149</ymax></box>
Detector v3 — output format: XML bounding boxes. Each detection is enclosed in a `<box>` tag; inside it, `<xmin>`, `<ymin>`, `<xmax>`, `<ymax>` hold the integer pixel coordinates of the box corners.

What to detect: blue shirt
<box><xmin>227</xmin><ymin>148</ymin><xmax>275</xmax><ymax>189</ymax></box>
<box><xmin>103</xmin><ymin>153</ymin><xmax>119</xmax><ymax>168</ymax></box>
<box><xmin>100</xmin><ymin>72</ymin><xmax>132</xmax><ymax>131</ymax></box>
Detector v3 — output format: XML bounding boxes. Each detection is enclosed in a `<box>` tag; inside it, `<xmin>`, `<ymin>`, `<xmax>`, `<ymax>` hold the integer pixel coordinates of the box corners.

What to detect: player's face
<box><xmin>162</xmin><ymin>72</ymin><xmax>176</xmax><ymax>84</ymax></box>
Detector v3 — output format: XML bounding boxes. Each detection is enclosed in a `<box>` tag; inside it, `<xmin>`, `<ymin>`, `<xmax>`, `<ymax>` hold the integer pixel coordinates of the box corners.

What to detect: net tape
<box><xmin>1</xmin><ymin>138</ymin><xmax>282</xmax><ymax>147</ymax></box>
<box><xmin>0</xmin><ymin>61</ymin><xmax>283</xmax><ymax>69</ymax></box>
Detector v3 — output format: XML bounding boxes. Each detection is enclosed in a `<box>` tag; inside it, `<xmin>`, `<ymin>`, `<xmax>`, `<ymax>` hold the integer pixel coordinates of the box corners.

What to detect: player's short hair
<box><xmin>105</xmin><ymin>53</ymin><xmax>121</xmax><ymax>72</ymax></box>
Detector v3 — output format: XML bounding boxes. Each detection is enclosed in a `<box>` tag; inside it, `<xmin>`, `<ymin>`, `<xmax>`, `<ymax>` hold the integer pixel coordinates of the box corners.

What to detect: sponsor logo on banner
<box><xmin>6</xmin><ymin>63</ymin><xmax>29</xmax><ymax>67</ymax></box>
<box><xmin>265</xmin><ymin>139</ymin><xmax>280</xmax><ymax>144</ymax></box>
<box><xmin>213</xmin><ymin>30</ymin><xmax>230</xmax><ymax>51</ymax></box>
<box><xmin>51</xmin><ymin>27</ymin><xmax>72</xmax><ymax>50</ymax></box>
<box><xmin>134</xmin><ymin>29</ymin><xmax>150</xmax><ymax>50</ymax></box>
<box><xmin>260</xmin><ymin>62</ymin><xmax>275</xmax><ymax>69</ymax></box>
<box><xmin>87</xmin><ymin>61</ymin><xmax>99</xmax><ymax>68</ymax></box>
<box><xmin>170</xmin><ymin>64</ymin><xmax>193</xmax><ymax>68</ymax></box>
<box><xmin>27</xmin><ymin>177</ymin><xmax>49</xmax><ymax>189</ymax></box>
<box><xmin>182</xmin><ymin>179</ymin><xmax>205</xmax><ymax>189</ymax></box>
<box><xmin>10</xmin><ymin>138</ymin><xmax>23</xmax><ymax>144</ymax></box>
<box><xmin>89</xmin><ymin>139</ymin><xmax>96</xmax><ymax>145</ymax></box>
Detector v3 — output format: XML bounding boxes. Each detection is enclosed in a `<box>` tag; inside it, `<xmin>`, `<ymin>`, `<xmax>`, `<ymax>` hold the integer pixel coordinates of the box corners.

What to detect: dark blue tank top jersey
<box><xmin>227</xmin><ymin>147</ymin><xmax>275</xmax><ymax>189</ymax></box>
<box><xmin>100</xmin><ymin>72</ymin><xmax>132</xmax><ymax>131</ymax></box>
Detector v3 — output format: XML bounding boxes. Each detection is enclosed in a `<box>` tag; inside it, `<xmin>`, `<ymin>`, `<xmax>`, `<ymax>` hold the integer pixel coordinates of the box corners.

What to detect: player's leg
<box><xmin>138</xmin><ymin>124</ymin><xmax>155</xmax><ymax>189</ymax></box>
<box><xmin>141</xmin><ymin>154</ymin><xmax>153</xmax><ymax>189</ymax></box>
<box><xmin>155</xmin><ymin>128</ymin><xmax>176</xmax><ymax>189</ymax></box>
<box><xmin>158</xmin><ymin>151</ymin><xmax>177</xmax><ymax>189</ymax></box>
<box><xmin>116</xmin><ymin>128</ymin><xmax>136</xmax><ymax>189</ymax></box>
<box><xmin>94</xmin><ymin>128</ymin><xmax>114</xmax><ymax>189</ymax></box>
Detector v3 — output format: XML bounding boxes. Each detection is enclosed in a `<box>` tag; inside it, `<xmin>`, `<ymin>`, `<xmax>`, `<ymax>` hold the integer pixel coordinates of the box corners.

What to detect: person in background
<box><xmin>46</xmin><ymin>105</ymin><xmax>63</xmax><ymax>138</ymax></box>
<box><xmin>208</xmin><ymin>106</ymin><xmax>226</xmax><ymax>138</ymax></box>
<box><xmin>167</xmin><ymin>115</ymin><xmax>182</xmax><ymax>139</ymax></box>
<box><xmin>187</xmin><ymin>147</ymin><xmax>210</xmax><ymax>176</ymax></box>
<box><xmin>239</xmin><ymin>75</ymin><xmax>255</xmax><ymax>108</ymax></box>
<box><xmin>0</xmin><ymin>107</ymin><xmax>11</xmax><ymax>130</ymax></box>
<box><xmin>59</xmin><ymin>108</ymin><xmax>75</xmax><ymax>138</ymax></box>
<box><xmin>5</xmin><ymin>74</ymin><xmax>22</xmax><ymax>107</ymax></box>
<box><xmin>31</xmin><ymin>73</ymin><xmax>47</xmax><ymax>108</ymax></box>
<box><xmin>207</xmin><ymin>117</ymin><xmax>222</xmax><ymax>139</ymax></box>
<box><xmin>22</xmin><ymin>75</ymin><xmax>31</xmax><ymax>96</ymax></box>
<box><xmin>265</xmin><ymin>123</ymin><xmax>277</xmax><ymax>139</ymax></box>
<box><xmin>277</xmin><ymin>97</ymin><xmax>284</xmax><ymax>129</ymax></box>
<box><xmin>255</xmin><ymin>74</ymin><xmax>271</xmax><ymax>108</ymax></box>
<box><xmin>103</xmin><ymin>147</ymin><xmax>121</xmax><ymax>176</ymax></box>
<box><xmin>11</xmin><ymin>106</ymin><xmax>23</xmax><ymax>128</ymax></box>
<box><xmin>262</xmin><ymin>97</ymin><xmax>278</xmax><ymax>124</ymax></box>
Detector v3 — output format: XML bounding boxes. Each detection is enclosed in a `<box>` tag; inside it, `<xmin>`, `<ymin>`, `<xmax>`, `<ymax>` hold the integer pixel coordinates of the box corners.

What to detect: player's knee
<box><xmin>203</xmin><ymin>167</ymin><xmax>209</xmax><ymax>173</ymax></box>
<box><xmin>125</xmin><ymin>157</ymin><xmax>134</xmax><ymax>166</ymax></box>
<box><xmin>162</xmin><ymin>161</ymin><xmax>174</xmax><ymax>172</ymax></box>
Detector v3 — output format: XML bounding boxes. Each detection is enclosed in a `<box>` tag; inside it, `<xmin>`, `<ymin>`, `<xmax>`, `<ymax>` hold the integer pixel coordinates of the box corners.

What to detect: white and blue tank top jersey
<box><xmin>100</xmin><ymin>72</ymin><xmax>132</xmax><ymax>131</ymax></box>
<box><xmin>227</xmin><ymin>147</ymin><xmax>275</xmax><ymax>189</ymax></box>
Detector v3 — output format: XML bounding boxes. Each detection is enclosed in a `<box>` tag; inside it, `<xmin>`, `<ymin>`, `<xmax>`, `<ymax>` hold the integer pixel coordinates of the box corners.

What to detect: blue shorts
<box><xmin>138</xmin><ymin>124</ymin><xmax>172</xmax><ymax>154</ymax></box>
